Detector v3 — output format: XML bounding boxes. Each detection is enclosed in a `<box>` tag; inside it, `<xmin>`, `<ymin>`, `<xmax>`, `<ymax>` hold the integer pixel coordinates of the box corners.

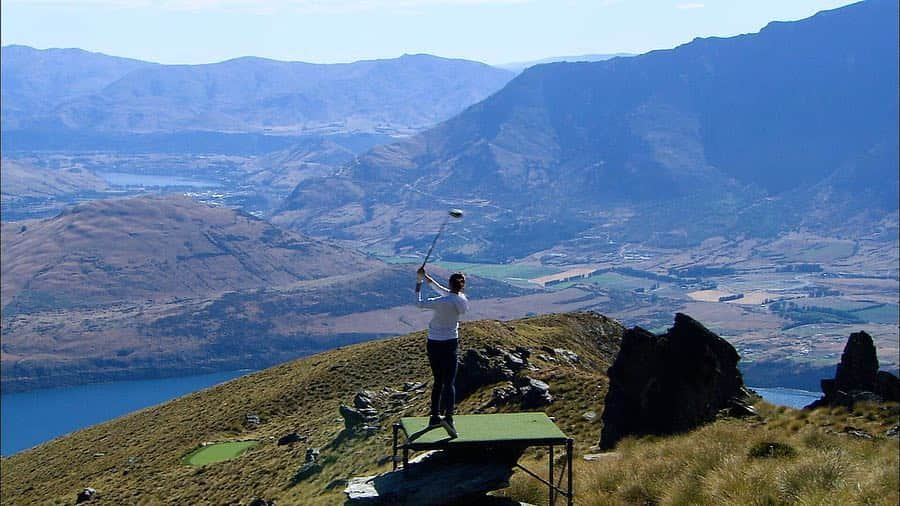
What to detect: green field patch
<box><xmin>851</xmin><ymin>304</ymin><xmax>900</xmax><ymax>324</ymax></box>
<box><xmin>584</xmin><ymin>272</ymin><xmax>657</xmax><ymax>290</ymax></box>
<box><xmin>432</xmin><ymin>261</ymin><xmax>562</xmax><ymax>284</ymax></box>
<box><xmin>789</xmin><ymin>297</ymin><xmax>875</xmax><ymax>312</ymax></box>
<box><xmin>182</xmin><ymin>440</ymin><xmax>258</xmax><ymax>466</ymax></box>
<box><xmin>783</xmin><ymin>241</ymin><xmax>856</xmax><ymax>262</ymax></box>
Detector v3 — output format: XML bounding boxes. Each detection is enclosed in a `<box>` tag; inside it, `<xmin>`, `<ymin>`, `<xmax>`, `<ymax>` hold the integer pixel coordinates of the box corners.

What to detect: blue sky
<box><xmin>1</xmin><ymin>0</ymin><xmax>859</xmax><ymax>65</ymax></box>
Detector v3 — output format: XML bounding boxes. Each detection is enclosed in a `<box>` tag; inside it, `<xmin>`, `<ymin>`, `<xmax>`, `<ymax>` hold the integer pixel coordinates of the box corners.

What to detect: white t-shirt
<box><xmin>416</xmin><ymin>282</ymin><xmax>469</xmax><ymax>341</ymax></box>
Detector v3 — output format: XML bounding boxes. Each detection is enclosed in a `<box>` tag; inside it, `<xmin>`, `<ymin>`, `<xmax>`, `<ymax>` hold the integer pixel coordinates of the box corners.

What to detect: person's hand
<box><xmin>417</xmin><ymin>266</ymin><xmax>426</xmax><ymax>282</ymax></box>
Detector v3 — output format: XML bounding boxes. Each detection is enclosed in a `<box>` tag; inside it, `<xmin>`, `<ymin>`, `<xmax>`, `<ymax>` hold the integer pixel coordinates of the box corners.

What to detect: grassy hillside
<box><xmin>2</xmin><ymin>312</ymin><xmax>897</xmax><ymax>505</ymax></box>
<box><xmin>0</xmin><ymin>313</ymin><xmax>622</xmax><ymax>505</ymax></box>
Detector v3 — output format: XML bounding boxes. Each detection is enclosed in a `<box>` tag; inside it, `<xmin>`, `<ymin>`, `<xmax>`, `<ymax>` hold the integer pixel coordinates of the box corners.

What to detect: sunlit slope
<box><xmin>0</xmin><ymin>312</ymin><xmax>624</xmax><ymax>505</ymax></box>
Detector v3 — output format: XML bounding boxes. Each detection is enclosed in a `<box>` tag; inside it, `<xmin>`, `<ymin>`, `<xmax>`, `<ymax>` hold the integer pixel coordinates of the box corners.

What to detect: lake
<box><xmin>1</xmin><ymin>370</ymin><xmax>250</xmax><ymax>456</ymax></box>
<box><xmin>0</xmin><ymin>373</ymin><xmax>820</xmax><ymax>456</ymax></box>
<box><xmin>750</xmin><ymin>386</ymin><xmax>822</xmax><ymax>409</ymax></box>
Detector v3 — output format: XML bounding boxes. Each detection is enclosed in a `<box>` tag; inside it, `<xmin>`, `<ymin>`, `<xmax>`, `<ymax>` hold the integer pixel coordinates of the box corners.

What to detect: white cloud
<box><xmin>676</xmin><ymin>2</ymin><xmax>704</xmax><ymax>9</ymax></box>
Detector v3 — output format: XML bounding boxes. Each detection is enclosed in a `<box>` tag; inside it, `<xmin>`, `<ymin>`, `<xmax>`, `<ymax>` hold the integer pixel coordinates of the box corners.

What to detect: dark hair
<box><xmin>449</xmin><ymin>272</ymin><xmax>466</xmax><ymax>292</ymax></box>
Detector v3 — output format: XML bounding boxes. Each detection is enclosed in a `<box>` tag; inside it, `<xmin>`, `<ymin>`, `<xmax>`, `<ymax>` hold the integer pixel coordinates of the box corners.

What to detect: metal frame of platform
<box><xmin>392</xmin><ymin>413</ymin><xmax>574</xmax><ymax>506</ymax></box>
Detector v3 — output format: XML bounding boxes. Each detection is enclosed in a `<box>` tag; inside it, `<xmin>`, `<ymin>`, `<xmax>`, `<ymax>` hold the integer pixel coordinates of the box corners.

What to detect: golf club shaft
<box><xmin>421</xmin><ymin>217</ymin><xmax>449</xmax><ymax>269</ymax></box>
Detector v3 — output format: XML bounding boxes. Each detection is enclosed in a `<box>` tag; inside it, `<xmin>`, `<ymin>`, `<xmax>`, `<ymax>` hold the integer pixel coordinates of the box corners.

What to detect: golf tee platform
<box><xmin>393</xmin><ymin>412</ymin><xmax>574</xmax><ymax>505</ymax></box>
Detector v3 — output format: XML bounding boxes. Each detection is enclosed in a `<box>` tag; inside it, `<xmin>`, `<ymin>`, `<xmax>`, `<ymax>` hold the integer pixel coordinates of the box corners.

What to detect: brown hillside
<box><xmin>1</xmin><ymin>194</ymin><xmax>380</xmax><ymax>312</ymax></box>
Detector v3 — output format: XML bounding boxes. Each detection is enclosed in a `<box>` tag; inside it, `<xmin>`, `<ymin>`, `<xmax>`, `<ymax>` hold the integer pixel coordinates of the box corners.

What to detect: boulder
<box><xmin>354</xmin><ymin>390</ymin><xmax>376</xmax><ymax>410</ymax></box>
<box><xmin>599</xmin><ymin>313</ymin><xmax>752</xmax><ymax>450</ymax></box>
<box><xmin>76</xmin><ymin>487</ymin><xmax>96</xmax><ymax>503</ymax></box>
<box><xmin>277</xmin><ymin>432</ymin><xmax>307</xmax><ymax>446</ymax></box>
<box><xmin>808</xmin><ymin>331</ymin><xmax>899</xmax><ymax>408</ymax></box>
<box><xmin>248</xmin><ymin>498</ymin><xmax>276</xmax><ymax>506</ymax></box>
<box><xmin>340</xmin><ymin>403</ymin><xmax>379</xmax><ymax>432</ymax></box>
<box><xmin>344</xmin><ymin>447</ymin><xmax>525</xmax><ymax>504</ymax></box>
<box><xmin>340</xmin><ymin>404</ymin><xmax>368</xmax><ymax>430</ymax></box>
<box><xmin>514</xmin><ymin>377</ymin><xmax>553</xmax><ymax>409</ymax></box>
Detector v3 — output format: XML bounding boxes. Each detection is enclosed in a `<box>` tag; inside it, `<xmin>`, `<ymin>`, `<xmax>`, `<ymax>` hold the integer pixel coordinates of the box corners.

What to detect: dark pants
<box><xmin>426</xmin><ymin>338</ymin><xmax>458</xmax><ymax>417</ymax></box>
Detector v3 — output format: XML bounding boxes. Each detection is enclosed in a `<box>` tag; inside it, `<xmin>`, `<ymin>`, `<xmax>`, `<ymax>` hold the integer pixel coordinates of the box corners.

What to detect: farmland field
<box><xmin>432</xmin><ymin>261</ymin><xmax>562</xmax><ymax>285</ymax></box>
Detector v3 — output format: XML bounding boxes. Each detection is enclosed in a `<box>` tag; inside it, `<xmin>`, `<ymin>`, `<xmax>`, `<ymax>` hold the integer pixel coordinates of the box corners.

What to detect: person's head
<box><xmin>449</xmin><ymin>272</ymin><xmax>466</xmax><ymax>293</ymax></box>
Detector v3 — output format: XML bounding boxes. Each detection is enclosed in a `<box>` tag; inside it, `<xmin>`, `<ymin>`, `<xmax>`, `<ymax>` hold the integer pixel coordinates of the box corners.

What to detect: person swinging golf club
<box><xmin>415</xmin><ymin>266</ymin><xmax>467</xmax><ymax>438</ymax></box>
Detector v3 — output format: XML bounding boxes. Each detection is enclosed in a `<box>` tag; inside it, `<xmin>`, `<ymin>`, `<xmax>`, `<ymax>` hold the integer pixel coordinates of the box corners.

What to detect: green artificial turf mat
<box><xmin>183</xmin><ymin>440</ymin><xmax>259</xmax><ymax>466</ymax></box>
<box><xmin>400</xmin><ymin>412</ymin><xmax>567</xmax><ymax>445</ymax></box>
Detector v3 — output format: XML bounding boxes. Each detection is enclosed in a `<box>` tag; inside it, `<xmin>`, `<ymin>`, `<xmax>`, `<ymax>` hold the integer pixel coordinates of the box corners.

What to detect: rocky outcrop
<box><xmin>344</xmin><ymin>447</ymin><xmax>525</xmax><ymax>504</ymax></box>
<box><xmin>483</xmin><ymin>376</ymin><xmax>554</xmax><ymax>410</ymax></box>
<box><xmin>807</xmin><ymin>331</ymin><xmax>900</xmax><ymax>408</ymax></box>
<box><xmin>455</xmin><ymin>346</ymin><xmax>529</xmax><ymax>400</ymax></box>
<box><xmin>338</xmin><ymin>385</ymin><xmax>429</xmax><ymax>439</ymax></box>
<box><xmin>599</xmin><ymin>313</ymin><xmax>753</xmax><ymax>450</ymax></box>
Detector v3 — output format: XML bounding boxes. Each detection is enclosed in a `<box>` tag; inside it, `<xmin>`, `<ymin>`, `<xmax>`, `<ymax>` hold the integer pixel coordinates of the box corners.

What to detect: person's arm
<box><xmin>421</xmin><ymin>271</ymin><xmax>450</xmax><ymax>296</ymax></box>
<box><xmin>415</xmin><ymin>269</ymin><xmax>439</xmax><ymax>308</ymax></box>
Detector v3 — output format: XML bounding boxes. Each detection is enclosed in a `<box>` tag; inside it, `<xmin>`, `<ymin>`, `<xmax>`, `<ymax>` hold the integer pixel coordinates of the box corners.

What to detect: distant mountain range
<box><xmin>1</xmin><ymin>48</ymin><xmax>514</xmax><ymax>135</ymax></box>
<box><xmin>276</xmin><ymin>0</ymin><xmax>899</xmax><ymax>261</ymax></box>
<box><xmin>495</xmin><ymin>53</ymin><xmax>634</xmax><ymax>73</ymax></box>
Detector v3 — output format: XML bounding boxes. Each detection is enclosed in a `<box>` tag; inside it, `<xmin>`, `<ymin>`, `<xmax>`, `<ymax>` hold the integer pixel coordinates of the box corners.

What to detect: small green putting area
<box><xmin>183</xmin><ymin>441</ymin><xmax>259</xmax><ymax>466</ymax></box>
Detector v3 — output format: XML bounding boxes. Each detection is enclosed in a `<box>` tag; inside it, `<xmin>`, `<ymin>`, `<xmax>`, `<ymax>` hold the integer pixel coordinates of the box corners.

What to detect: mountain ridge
<box><xmin>276</xmin><ymin>0</ymin><xmax>898</xmax><ymax>261</ymax></box>
<box><xmin>1</xmin><ymin>47</ymin><xmax>514</xmax><ymax>135</ymax></box>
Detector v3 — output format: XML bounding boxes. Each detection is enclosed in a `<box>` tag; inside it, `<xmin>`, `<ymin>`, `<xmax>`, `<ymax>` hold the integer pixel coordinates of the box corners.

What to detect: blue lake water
<box><xmin>750</xmin><ymin>386</ymin><xmax>821</xmax><ymax>409</ymax></box>
<box><xmin>99</xmin><ymin>172</ymin><xmax>220</xmax><ymax>188</ymax></box>
<box><xmin>0</xmin><ymin>370</ymin><xmax>250</xmax><ymax>456</ymax></box>
<box><xmin>0</xmin><ymin>373</ymin><xmax>820</xmax><ymax>456</ymax></box>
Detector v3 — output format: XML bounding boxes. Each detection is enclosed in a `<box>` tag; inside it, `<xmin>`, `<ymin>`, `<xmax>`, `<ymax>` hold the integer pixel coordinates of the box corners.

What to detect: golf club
<box><xmin>421</xmin><ymin>208</ymin><xmax>464</xmax><ymax>269</ymax></box>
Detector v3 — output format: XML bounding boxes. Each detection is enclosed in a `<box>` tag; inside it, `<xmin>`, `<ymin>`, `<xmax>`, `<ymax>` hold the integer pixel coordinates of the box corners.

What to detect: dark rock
<box><xmin>514</xmin><ymin>376</ymin><xmax>553</xmax><ymax>409</ymax></box>
<box><xmin>344</xmin><ymin>447</ymin><xmax>525</xmax><ymax>504</ymax></box>
<box><xmin>514</xmin><ymin>346</ymin><xmax>531</xmax><ymax>360</ymax></box>
<box><xmin>874</xmin><ymin>370</ymin><xmax>900</xmax><ymax>402</ymax></box>
<box><xmin>807</xmin><ymin>331</ymin><xmax>898</xmax><ymax>408</ymax></box>
<box><xmin>599</xmin><ymin>313</ymin><xmax>751</xmax><ymax>450</ymax></box>
<box><xmin>76</xmin><ymin>487</ymin><xmax>97</xmax><ymax>503</ymax></box>
<box><xmin>248</xmin><ymin>498</ymin><xmax>275</xmax><ymax>506</ymax></box>
<box><xmin>833</xmin><ymin>331</ymin><xmax>879</xmax><ymax>392</ymax></box>
<box><xmin>885</xmin><ymin>425</ymin><xmax>900</xmax><ymax>438</ymax></box>
<box><xmin>455</xmin><ymin>349</ymin><xmax>516</xmax><ymax>399</ymax></box>
<box><xmin>841</xmin><ymin>426</ymin><xmax>873</xmax><ymax>439</ymax></box>
<box><xmin>277</xmin><ymin>432</ymin><xmax>307</xmax><ymax>446</ymax></box>
<box><xmin>488</xmin><ymin>384</ymin><xmax>517</xmax><ymax>407</ymax></box>
<box><xmin>727</xmin><ymin>393</ymin><xmax>759</xmax><ymax>418</ymax></box>
<box><xmin>292</xmin><ymin>462</ymin><xmax>322</xmax><ymax>483</ymax></box>
<box><xmin>354</xmin><ymin>390</ymin><xmax>376</xmax><ymax>409</ymax></box>
<box><xmin>305</xmin><ymin>447</ymin><xmax>320</xmax><ymax>463</ymax></box>
<box><xmin>403</xmin><ymin>381</ymin><xmax>426</xmax><ymax>391</ymax></box>
<box><xmin>340</xmin><ymin>404</ymin><xmax>368</xmax><ymax>430</ymax></box>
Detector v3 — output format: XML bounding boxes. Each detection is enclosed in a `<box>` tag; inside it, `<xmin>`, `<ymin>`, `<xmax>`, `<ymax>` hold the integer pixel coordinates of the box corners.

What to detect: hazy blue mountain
<box><xmin>495</xmin><ymin>53</ymin><xmax>634</xmax><ymax>73</ymax></box>
<box><xmin>2</xmin><ymin>51</ymin><xmax>514</xmax><ymax>135</ymax></box>
<box><xmin>0</xmin><ymin>45</ymin><xmax>154</xmax><ymax>129</ymax></box>
<box><xmin>277</xmin><ymin>0</ymin><xmax>899</xmax><ymax>261</ymax></box>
